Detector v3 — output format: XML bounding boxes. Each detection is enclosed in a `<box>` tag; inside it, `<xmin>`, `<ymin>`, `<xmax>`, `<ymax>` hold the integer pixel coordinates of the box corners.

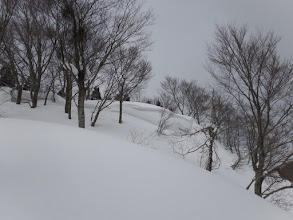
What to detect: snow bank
<box><xmin>0</xmin><ymin>87</ymin><xmax>12</xmax><ymax>104</ymax></box>
<box><xmin>11</xmin><ymin>89</ymin><xmax>55</xmax><ymax>102</ymax></box>
<box><xmin>0</xmin><ymin>118</ymin><xmax>292</xmax><ymax>220</ymax></box>
<box><xmin>109</xmin><ymin>101</ymin><xmax>194</xmax><ymax>131</ymax></box>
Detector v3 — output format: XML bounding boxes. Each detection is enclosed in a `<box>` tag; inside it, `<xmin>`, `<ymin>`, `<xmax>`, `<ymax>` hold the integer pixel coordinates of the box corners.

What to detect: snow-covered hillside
<box><xmin>0</xmin><ymin>88</ymin><xmax>292</xmax><ymax>219</ymax></box>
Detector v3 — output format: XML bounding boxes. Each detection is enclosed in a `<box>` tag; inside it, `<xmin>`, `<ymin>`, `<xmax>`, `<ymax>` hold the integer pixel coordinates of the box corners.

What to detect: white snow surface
<box><xmin>0</xmin><ymin>88</ymin><xmax>293</xmax><ymax>219</ymax></box>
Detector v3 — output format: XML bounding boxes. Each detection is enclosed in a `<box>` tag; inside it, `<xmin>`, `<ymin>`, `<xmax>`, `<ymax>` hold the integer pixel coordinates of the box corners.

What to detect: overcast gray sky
<box><xmin>144</xmin><ymin>0</ymin><xmax>293</xmax><ymax>97</ymax></box>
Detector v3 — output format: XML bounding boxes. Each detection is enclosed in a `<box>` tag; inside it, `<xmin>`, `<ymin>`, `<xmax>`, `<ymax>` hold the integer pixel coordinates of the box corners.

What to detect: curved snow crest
<box><xmin>0</xmin><ymin>118</ymin><xmax>292</xmax><ymax>220</ymax></box>
<box><xmin>0</xmin><ymin>86</ymin><xmax>57</xmax><ymax>104</ymax></box>
<box><xmin>108</xmin><ymin>101</ymin><xmax>194</xmax><ymax>131</ymax></box>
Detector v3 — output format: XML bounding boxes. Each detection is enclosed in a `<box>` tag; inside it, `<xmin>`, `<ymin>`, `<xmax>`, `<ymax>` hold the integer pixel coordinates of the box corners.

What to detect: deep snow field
<box><xmin>0</xmin><ymin>87</ymin><xmax>293</xmax><ymax>220</ymax></box>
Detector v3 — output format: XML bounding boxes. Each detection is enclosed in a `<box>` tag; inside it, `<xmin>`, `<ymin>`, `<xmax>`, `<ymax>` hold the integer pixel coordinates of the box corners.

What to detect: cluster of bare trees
<box><xmin>207</xmin><ymin>24</ymin><xmax>293</xmax><ymax>202</ymax></box>
<box><xmin>158</xmin><ymin>76</ymin><xmax>237</xmax><ymax>171</ymax></box>
<box><xmin>156</xmin><ymin>24</ymin><xmax>293</xmax><ymax>206</ymax></box>
<box><xmin>159</xmin><ymin>77</ymin><xmax>210</xmax><ymax>123</ymax></box>
<box><xmin>0</xmin><ymin>0</ymin><xmax>154</xmax><ymax>127</ymax></box>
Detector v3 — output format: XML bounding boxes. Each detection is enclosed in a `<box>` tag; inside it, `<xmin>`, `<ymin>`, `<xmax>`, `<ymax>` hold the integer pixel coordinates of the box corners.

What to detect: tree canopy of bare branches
<box><xmin>159</xmin><ymin>77</ymin><xmax>210</xmax><ymax>121</ymax></box>
<box><xmin>159</xmin><ymin>76</ymin><xmax>187</xmax><ymax>115</ymax></box>
<box><xmin>51</xmin><ymin>0</ymin><xmax>155</xmax><ymax>128</ymax></box>
<box><xmin>207</xmin><ymin>24</ymin><xmax>293</xmax><ymax>198</ymax></box>
<box><xmin>112</xmin><ymin>46</ymin><xmax>152</xmax><ymax>123</ymax></box>
<box><xmin>185</xmin><ymin>81</ymin><xmax>210</xmax><ymax>124</ymax></box>
<box><xmin>0</xmin><ymin>0</ymin><xmax>18</xmax><ymax>42</ymax></box>
<box><xmin>13</xmin><ymin>0</ymin><xmax>57</xmax><ymax>108</ymax></box>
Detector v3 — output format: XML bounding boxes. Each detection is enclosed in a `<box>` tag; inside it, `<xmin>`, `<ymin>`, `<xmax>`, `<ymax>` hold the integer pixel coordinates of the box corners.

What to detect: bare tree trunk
<box><xmin>91</xmin><ymin>110</ymin><xmax>100</xmax><ymax>127</ymax></box>
<box><xmin>254</xmin><ymin>176</ymin><xmax>263</xmax><ymax>196</ymax></box>
<box><xmin>31</xmin><ymin>95</ymin><xmax>37</xmax><ymax>108</ymax></box>
<box><xmin>31</xmin><ymin>92</ymin><xmax>38</xmax><ymax>108</ymax></box>
<box><xmin>206</xmin><ymin>127</ymin><xmax>216</xmax><ymax>172</ymax></box>
<box><xmin>65</xmin><ymin>95</ymin><xmax>69</xmax><ymax>113</ymax></box>
<box><xmin>44</xmin><ymin>76</ymin><xmax>56</xmax><ymax>105</ymax></box>
<box><xmin>52</xmin><ymin>81</ymin><xmax>56</xmax><ymax>102</ymax></box>
<box><xmin>13</xmin><ymin>73</ymin><xmax>22</xmax><ymax>105</ymax></box>
<box><xmin>64</xmin><ymin>74</ymin><xmax>69</xmax><ymax>113</ymax></box>
<box><xmin>206</xmin><ymin>143</ymin><xmax>213</xmax><ymax>172</ymax></box>
<box><xmin>86</xmin><ymin>86</ymin><xmax>91</xmax><ymax>100</ymax></box>
<box><xmin>44</xmin><ymin>89</ymin><xmax>50</xmax><ymax>105</ymax></box>
<box><xmin>253</xmin><ymin>134</ymin><xmax>265</xmax><ymax>196</ymax></box>
<box><xmin>119</xmin><ymin>99</ymin><xmax>123</xmax><ymax>124</ymax></box>
<box><xmin>78</xmin><ymin>83</ymin><xmax>86</xmax><ymax>128</ymax></box>
<box><xmin>196</xmin><ymin>116</ymin><xmax>200</xmax><ymax>125</ymax></box>
<box><xmin>65</xmin><ymin>72</ymin><xmax>72</xmax><ymax>119</ymax></box>
<box><xmin>67</xmin><ymin>80</ymin><xmax>72</xmax><ymax>120</ymax></box>
<box><xmin>16</xmin><ymin>84</ymin><xmax>22</xmax><ymax>104</ymax></box>
<box><xmin>206</xmin><ymin>136</ymin><xmax>214</xmax><ymax>172</ymax></box>
<box><xmin>31</xmin><ymin>84</ymin><xmax>40</xmax><ymax>108</ymax></box>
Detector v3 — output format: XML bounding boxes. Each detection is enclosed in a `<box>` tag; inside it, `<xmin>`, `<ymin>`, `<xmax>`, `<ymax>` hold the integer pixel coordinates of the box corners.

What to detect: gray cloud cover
<box><xmin>145</xmin><ymin>0</ymin><xmax>293</xmax><ymax>97</ymax></box>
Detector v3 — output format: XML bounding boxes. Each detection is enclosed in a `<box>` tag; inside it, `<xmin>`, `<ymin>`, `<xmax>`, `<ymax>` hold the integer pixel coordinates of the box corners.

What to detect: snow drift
<box><xmin>0</xmin><ymin>118</ymin><xmax>292</xmax><ymax>220</ymax></box>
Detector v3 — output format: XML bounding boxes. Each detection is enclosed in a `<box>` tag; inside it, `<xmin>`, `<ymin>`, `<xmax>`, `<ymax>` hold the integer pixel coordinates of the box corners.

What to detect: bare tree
<box><xmin>157</xmin><ymin>107</ymin><xmax>173</xmax><ymax>135</ymax></box>
<box><xmin>112</xmin><ymin>46</ymin><xmax>152</xmax><ymax>124</ymax></box>
<box><xmin>54</xmin><ymin>18</ymin><xmax>73</xmax><ymax>118</ymax></box>
<box><xmin>130</xmin><ymin>89</ymin><xmax>143</xmax><ymax>102</ymax></box>
<box><xmin>204</xmin><ymin>90</ymin><xmax>231</xmax><ymax>171</ymax></box>
<box><xmin>159</xmin><ymin>77</ymin><xmax>211</xmax><ymax>123</ymax></box>
<box><xmin>44</xmin><ymin>63</ymin><xmax>58</xmax><ymax>105</ymax></box>
<box><xmin>184</xmin><ymin>81</ymin><xmax>210</xmax><ymax>124</ymax></box>
<box><xmin>0</xmin><ymin>24</ymin><xmax>24</xmax><ymax>104</ymax></box>
<box><xmin>170</xmin><ymin>90</ymin><xmax>230</xmax><ymax>171</ymax></box>
<box><xmin>171</xmin><ymin>124</ymin><xmax>221</xmax><ymax>171</ymax></box>
<box><xmin>13</xmin><ymin>0</ymin><xmax>56</xmax><ymax>108</ymax></box>
<box><xmin>159</xmin><ymin>76</ymin><xmax>187</xmax><ymax>115</ymax></box>
<box><xmin>90</xmin><ymin>71</ymin><xmax>117</xmax><ymax>126</ymax></box>
<box><xmin>207</xmin><ymin>24</ymin><xmax>293</xmax><ymax>198</ymax></box>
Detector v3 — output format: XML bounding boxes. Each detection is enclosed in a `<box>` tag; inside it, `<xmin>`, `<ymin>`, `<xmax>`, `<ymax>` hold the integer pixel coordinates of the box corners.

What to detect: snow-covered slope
<box><xmin>1</xmin><ymin>118</ymin><xmax>292</xmax><ymax>220</ymax></box>
<box><xmin>0</xmin><ymin>88</ymin><xmax>292</xmax><ymax>219</ymax></box>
